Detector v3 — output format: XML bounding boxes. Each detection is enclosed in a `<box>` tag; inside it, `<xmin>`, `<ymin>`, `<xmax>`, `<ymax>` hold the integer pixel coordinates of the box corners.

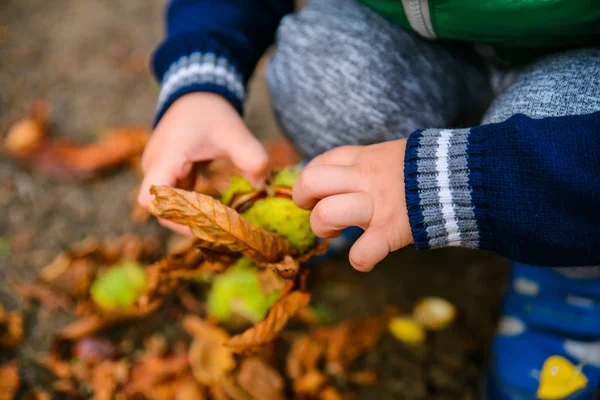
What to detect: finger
<box><xmin>137</xmin><ymin>165</ymin><xmax>178</xmax><ymax>209</ymax></box>
<box><xmin>348</xmin><ymin>228</ymin><xmax>389</xmax><ymax>272</ymax></box>
<box><xmin>293</xmin><ymin>165</ymin><xmax>359</xmax><ymax>209</ymax></box>
<box><xmin>218</xmin><ymin>129</ymin><xmax>268</xmax><ymax>187</ymax></box>
<box><xmin>310</xmin><ymin>193</ymin><xmax>372</xmax><ymax>238</ymax></box>
<box><xmin>158</xmin><ymin>219</ymin><xmax>193</xmax><ymax>237</ymax></box>
<box><xmin>305</xmin><ymin>146</ymin><xmax>362</xmax><ymax>169</ymax></box>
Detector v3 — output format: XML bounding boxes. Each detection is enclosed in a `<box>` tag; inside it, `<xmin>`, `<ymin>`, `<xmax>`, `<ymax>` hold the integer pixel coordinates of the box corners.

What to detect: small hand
<box><xmin>138</xmin><ymin>92</ymin><xmax>268</xmax><ymax>235</ymax></box>
<box><xmin>293</xmin><ymin>139</ymin><xmax>413</xmax><ymax>271</ymax></box>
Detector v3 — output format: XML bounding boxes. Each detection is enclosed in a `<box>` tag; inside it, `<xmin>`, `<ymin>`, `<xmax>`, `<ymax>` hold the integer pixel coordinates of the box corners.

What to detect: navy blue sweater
<box><xmin>152</xmin><ymin>0</ymin><xmax>600</xmax><ymax>267</ymax></box>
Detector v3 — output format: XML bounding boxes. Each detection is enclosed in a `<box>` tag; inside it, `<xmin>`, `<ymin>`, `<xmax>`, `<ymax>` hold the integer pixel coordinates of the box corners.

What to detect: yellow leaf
<box><xmin>388</xmin><ymin>316</ymin><xmax>426</xmax><ymax>345</ymax></box>
<box><xmin>537</xmin><ymin>356</ymin><xmax>588</xmax><ymax>399</ymax></box>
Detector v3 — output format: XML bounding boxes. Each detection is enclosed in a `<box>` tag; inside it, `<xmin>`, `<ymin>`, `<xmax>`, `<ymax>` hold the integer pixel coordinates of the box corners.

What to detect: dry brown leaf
<box><xmin>294</xmin><ymin>369</ymin><xmax>328</xmax><ymax>395</ymax></box>
<box><xmin>174</xmin><ymin>376</ymin><xmax>206</xmax><ymax>400</ymax></box>
<box><xmin>0</xmin><ymin>361</ymin><xmax>20</xmax><ymax>400</ymax></box>
<box><xmin>11</xmin><ymin>279</ymin><xmax>73</xmax><ymax>311</ymax></box>
<box><xmin>320</xmin><ymin>386</ymin><xmax>344</xmax><ymax>400</ymax></box>
<box><xmin>13</xmin><ymin>126</ymin><xmax>151</xmax><ymax>180</ymax></box>
<box><xmin>0</xmin><ymin>305</ymin><xmax>23</xmax><ymax>348</ymax></box>
<box><xmin>125</xmin><ymin>354</ymin><xmax>189</xmax><ymax>398</ymax></box>
<box><xmin>47</xmin><ymin>258</ymin><xmax>96</xmax><ymax>299</ymax></box>
<box><xmin>256</xmin><ymin>240</ymin><xmax>328</xmax><ymax>278</ymax></box>
<box><xmin>286</xmin><ymin>336</ymin><xmax>324</xmax><ymax>380</ymax></box>
<box><xmin>314</xmin><ymin>314</ymin><xmax>388</xmax><ymax>371</ymax></box>
<box><xmin>90</xmin><ymin>360</ymin><xmax>121</xmax><ymax>400</ymax></box>
<box><xmin>58</xmin><ymin>300</ymin><xmax>162</xmax><ymax>340</ymax></box>
<box><xmin>2</xmin><ymin>99</ymin><xmax>48</xmax><ymax>156</ymax></box>
<box><xmin>43</xmin><ymin>353</ymin><xmax>73</xmax><ymax>379</ymax></box>
<box><xmin>236</xmin><ymin>357</ymin><xmax>285</xmax><ymax>400</ymax></box>
<box><xmin>346</xmin><ymin>370</ymin><xmax>378</xmax><ymax>386</ymax></box>
<box><xmin>186</xmin><ymin>318</ymin><xmax>235</xmax><ymax>386</ymax></box>
<box><xmin>149</xmin><ymin>185</ymin><xmax>294</xmax><ymax>263</ymax></box>
<box><xmin>211</xmin><ymin>377</ymin><xmax>252</xmax><ymax>400</ymax></box>
<box><xmin>227</xmin><ymin>290</ymin><xmax>311</xmax><ymax>353</ymax></box>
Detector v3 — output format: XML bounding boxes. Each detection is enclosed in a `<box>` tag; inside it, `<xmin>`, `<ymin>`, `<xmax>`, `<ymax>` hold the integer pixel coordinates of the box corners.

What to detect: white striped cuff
<box><xmin>156</xmin><ymin>52</ymin><xmax>245</xmax><ymax>116</ymax></box>
<box><xmin>405</xmin><ymin>128</ymin><xmax>481</xmax><ymax>249</ymax></box>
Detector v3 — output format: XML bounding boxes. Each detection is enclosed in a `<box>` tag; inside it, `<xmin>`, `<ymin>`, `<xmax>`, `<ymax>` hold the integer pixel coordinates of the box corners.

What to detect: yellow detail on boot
<box><xmin>537</xmin><ymin>355</ymin><xmax>588</xmax><ymax>399</ymax></box>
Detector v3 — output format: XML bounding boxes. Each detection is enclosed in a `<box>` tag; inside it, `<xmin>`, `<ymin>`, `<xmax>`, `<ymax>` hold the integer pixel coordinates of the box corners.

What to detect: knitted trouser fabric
<box><xmin>266</xmin><ymin>0</ymin><xmax>600</xmax><ymax>155</ymax></box>
<box><xmin>266</xmin><ymin>0</ymin><xmax>600</xmax><ymax>277</ymax></box>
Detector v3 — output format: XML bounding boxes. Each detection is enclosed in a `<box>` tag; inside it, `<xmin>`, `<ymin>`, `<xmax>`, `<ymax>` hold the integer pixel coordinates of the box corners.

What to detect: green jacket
<box><xmin>359</xmin><ymin>0</ymin><xmax>600</xmax><ymax>63</ymax></box>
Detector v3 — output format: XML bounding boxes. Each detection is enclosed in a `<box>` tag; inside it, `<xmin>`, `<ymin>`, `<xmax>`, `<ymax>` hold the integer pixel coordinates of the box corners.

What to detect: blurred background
<box><xmin>0</xmin><ymin>1</ymin><xmax>509</xmax><ymax>398</ymax></box>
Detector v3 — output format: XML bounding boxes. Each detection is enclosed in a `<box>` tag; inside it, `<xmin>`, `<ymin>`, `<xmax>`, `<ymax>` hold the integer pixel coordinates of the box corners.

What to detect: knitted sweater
<box><xmin>152</xmin><ymin>0</ymin><xmax>600</xmax><ymax>266</ymax></box>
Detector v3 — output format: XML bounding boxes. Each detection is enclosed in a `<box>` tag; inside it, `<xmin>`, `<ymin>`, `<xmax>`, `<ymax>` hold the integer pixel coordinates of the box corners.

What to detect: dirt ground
<box><xmin>0</xmin><ymin>0</ymin><xmax>509</xmax><ymax>398</ymax></box>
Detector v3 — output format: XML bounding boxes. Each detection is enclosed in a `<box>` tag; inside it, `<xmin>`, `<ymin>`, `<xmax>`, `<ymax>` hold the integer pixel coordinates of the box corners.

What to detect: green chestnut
<box><xmin>206</xmin><ymin>257</ymin><xmax>280</xmax><ymax>328</ymax></box>
<box><xmin>90</xmin><ymin>261</ymin><xmax>147</xmax><ymax>310</ymax></box>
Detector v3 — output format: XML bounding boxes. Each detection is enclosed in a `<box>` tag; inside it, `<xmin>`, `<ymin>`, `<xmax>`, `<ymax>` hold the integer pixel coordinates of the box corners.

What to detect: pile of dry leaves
<box><xmin>1</xmin><ymin>126</ymin><xmax>393</xmax><ymax>399</ymax></box>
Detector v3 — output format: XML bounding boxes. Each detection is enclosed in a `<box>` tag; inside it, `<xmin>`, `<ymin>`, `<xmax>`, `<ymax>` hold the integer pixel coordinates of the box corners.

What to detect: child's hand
<box><xmin>293</xmin><ymin>139</ymin><xmax>413</xmax><ymax>271</ymax></box>
<box><xmin>138</xmin><ymin>92</ymin><xmax>268</xmax><ymax>235</ymax></box>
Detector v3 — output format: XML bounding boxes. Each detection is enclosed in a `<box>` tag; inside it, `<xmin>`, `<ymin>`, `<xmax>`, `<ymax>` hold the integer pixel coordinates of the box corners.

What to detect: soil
<box><xmin>0</xmin><ymin>0</ymin><xmax>509</xmax><ymax>398</ymax></box>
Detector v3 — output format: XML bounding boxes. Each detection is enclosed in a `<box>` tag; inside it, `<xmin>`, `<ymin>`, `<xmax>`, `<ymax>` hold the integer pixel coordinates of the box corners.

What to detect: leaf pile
<box><xmin>5</xmin><ymin>173</ymin><xmax>393</xmax><ymax>399</ymax></box>
<box><xmin>2</xmin><ymin>99</ymin><xmax>150</xmax><ymax>180</ymax></box>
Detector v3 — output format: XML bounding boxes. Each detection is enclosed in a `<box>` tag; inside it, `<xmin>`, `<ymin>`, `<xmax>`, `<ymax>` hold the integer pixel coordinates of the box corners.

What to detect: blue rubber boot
<box><xmin>485</xmin><ymin>263</ymin><xmax>600</xmax><ymax>399</ymax></box>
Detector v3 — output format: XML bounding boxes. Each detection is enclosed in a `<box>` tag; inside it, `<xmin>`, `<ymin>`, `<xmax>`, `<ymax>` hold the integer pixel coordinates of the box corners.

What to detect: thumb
<box><xmin>220</xmin><ymin>128</ymin><xmax>268</xmax><ymax>187</ymax></box>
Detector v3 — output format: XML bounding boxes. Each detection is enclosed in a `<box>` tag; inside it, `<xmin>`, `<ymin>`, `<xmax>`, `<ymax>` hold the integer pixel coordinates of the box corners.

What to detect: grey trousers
<box><xmin>266</xmin><ymin>0</ymin><xmax>600</xmax><ymax>158</ymax></box>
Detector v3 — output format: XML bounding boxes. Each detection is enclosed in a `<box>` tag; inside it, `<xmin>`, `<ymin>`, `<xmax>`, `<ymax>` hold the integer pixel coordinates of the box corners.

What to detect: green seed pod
<box><xmin>90</xmin><ymin>261</ymin><xmax>147</xmax><ymax>310</ymax></box>
<box><xmin>272</xmin><ymin>167</ymin><xmax>301</xmax><ymax>188</ymax></box>
<box><xmin>206</xmin><ymin>257</ymin><xmax>280</xmax><ymax>329</ymax></box>
<box><xmin>220</xmin><ymin>175</ymin><xmax>254</xmax><ymax>206</ymax></box>
<box><xmin>242</xmin><ymin>197</ymin><xmax>315</xmax><ymax>253</ymax></box>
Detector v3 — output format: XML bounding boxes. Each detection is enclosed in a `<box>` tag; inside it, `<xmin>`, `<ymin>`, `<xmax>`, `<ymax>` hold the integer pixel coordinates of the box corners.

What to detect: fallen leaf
<box><xmin>211</xmin><ymin>377</ymin><xmax>252</xmax><ymax>400</ymax></box>
<box><xmin>286</xmin><ymin>336</ymin><xmax>323</xmax><ymax>380</ymax></box>
<box><xmin>46</xmin><ymin>258</ymin><xmax>95</xmax><ymax>299</ymax></box>
<box><xmin>314</xmin><ymin>314</ymin><xmax>388</xmax><ymax>372</ymax></box>
<box><xmin>293</xmin><ymin>369</ymin><xmax>328</xmax><ymax>395</ymax></box>
<box><xmin>90</xmin><ymin>360</ymin><xmax>123</xmax><ymax>400</ymax></box>
<box><xmin>236</xmin><ymin>357</ymin><xmax>285</xmax><ymax>400</ymax></box>
<box><xmin>43</xmin><ymin>353</ymin><xmax>73</xmax><ymax>379</ymax></box>
<box><xmin>174</xmin><ymin>376</ymin><xmax>206</xmax><ymax>400</ymax></box>
<box><xmin>185</xmin><ymin>317</ymin><xmax>235</xmax><ymax>386</ymax></box>
<box><xmin>57</xmin><ymin>300</ymin><xmax>162</xmax><ymax>340</ymax></box>
<box><xmin>346</xmin><ymin>370</ymin><xmax>378</xmax><ymax>386</ymax></box>
<box><xmin>149</xmin><ymin>186</ymin><xmax>294</xmax><ymax>263</ymax></box>
<box><xmin>125</xmin><ymin>354</ymin><xmax>189</xmax><ymax>398</ymax></box>
<box><xmin>257</xmin><ymin>240</ymin><xmax>328</xmax><ymax>278</ymax></box>
<box><xmin>2</xmin><ymin>99</ymin><xmax>48</xmax><ymax>156</ymax></box>
<box><xmin>0</xmin><ymin>305</ymin><xmax>23</xmax><ymax>348</ymax></box>
<box><xmin>11</xmin><ymin>278</ymin><xmax>73</xmax><ymax>311</ymax></box>
<box><xmin>320</xmin><ymin>386</ymin><xmax>344</xmax><ymax>400</ymax></box>
<box><xmin>388</xmin><ymin>316</ymin><xmax>426</xmax><ymax>345</ymax></box>
<box><xmin>227</xmin><ymin>290</ymin><xmax>311</xmax><ymax>353</ymax></box>
<box><xmin>10</xmin><ymin>126</ymin><xmax>150</xmax><ymax>180</ymax></box>
<box><xmin>412</xmin><ymin>297</ymin><xmax>456</xmax><ymax>331</ymax></box>
<box><xmin>0</xmin><ymin>362</ymin><xmax>20</xmax><ymax>400</ymax></box>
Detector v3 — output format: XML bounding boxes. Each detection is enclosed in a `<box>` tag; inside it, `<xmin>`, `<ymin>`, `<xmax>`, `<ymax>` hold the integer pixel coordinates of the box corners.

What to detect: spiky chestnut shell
<box><xmin>221</xmin><ymin>168</ymin><xmax>316</xmax><ymax>253</ymax></box>
<box><xmin>206</xmin><ymin>257</ymin><xmax>280</xmax><ymax>329</ymax></box>
<box><xmin>90</xmin><ymin>261</ymin><xmax>147</xmax><ymax>310</ymax></box>
<box><xmin>220</xmin><ymin>175</ymin><xmax>254</xmax><ymax>206</ymax></box>
<box><xmin>242</xmin><ymin>197</ymin><xmax>315</xmax><ymax>253</ymax></box>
